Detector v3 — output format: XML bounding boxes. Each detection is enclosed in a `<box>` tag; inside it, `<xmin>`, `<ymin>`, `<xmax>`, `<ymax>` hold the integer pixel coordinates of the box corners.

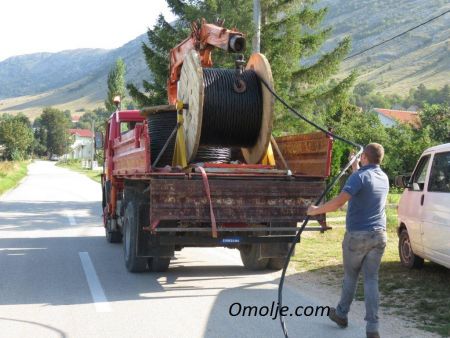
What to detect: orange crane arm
<box><xmin>167</xmin><ymin>19</ymin><xmax>246</xmax><ymax>104</ymax></box>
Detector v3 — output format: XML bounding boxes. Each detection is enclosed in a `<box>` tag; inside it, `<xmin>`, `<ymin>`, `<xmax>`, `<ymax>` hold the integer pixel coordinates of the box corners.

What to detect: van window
<box><xmin>428</xmin><ymin>152</ymin><xmax>450</xmax><ymax>193</ymax></box>
<box><xmin>411</xmin><ymin>155</ymin><xmax>430</xmax><ymax>191</ymax></box>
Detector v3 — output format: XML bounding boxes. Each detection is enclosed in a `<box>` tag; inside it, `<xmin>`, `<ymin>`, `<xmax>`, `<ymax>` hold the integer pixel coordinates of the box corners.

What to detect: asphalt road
<box><xmin>0</xmin><ymin>161</ymin><xmax>428</xmax><ymax>338</ymax></box>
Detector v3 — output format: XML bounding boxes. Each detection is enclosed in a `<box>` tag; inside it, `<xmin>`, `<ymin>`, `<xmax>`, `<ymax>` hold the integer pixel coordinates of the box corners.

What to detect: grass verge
<box><xmin>0</xmin><ymin>161</ymin><xmax>29</xmax><ymax>195</ymax></box>
<box><xmin>293</xmin><ymin>197</ymin><xmax>450</xmax><ymax>337</ymax></box>
<box><xmin>56</xmin><ymin>159</ymin><xmax>101</xmax><ymax>183</ymax></box>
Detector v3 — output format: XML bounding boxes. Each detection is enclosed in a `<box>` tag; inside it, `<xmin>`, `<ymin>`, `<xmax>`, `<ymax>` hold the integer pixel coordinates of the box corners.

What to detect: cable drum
<box><xmin>201</xmin><ymin>68</ymin><xmax>263</xmax><ymax>147</ymax></box>
<box><xmin>178</xmin><ymin>50</ymin><xmax>274</xmax><ymax>164</ymax></box>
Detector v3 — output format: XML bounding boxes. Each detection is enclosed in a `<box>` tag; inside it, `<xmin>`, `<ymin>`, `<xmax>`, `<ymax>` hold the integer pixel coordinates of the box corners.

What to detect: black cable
<box><xmin>258</xmin><ymin>76</ymin><xmax>363</xmax><ymax>338</ymax></box>
<box><xmin>202</xmin><ymin>68</ymin><xmax>263</xmax><ymax>147</ymax></box>
<box><xmin>148</xmin><ymin>112</ymin><xmax>177</xmax><ymax>166</ymax></box>
<box><xmin>344</xmin><ymin>9</ymin><xmax>450</xmax><ymax>61</ymax></box>
<box><xmin>148</xmin><ymin>111</ymin><xmax>233</xmax><ymax>165</ymax></box>
<box><xmin>195</xmin><ymin>146</ymin><xmax>232</xmax><ymax>163</ymax></box>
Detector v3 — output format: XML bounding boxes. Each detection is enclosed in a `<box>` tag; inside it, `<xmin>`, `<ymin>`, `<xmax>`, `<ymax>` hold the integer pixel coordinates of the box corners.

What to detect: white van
<box><xmin>396</xmin><ymin>143</ymin><xmax>450</xmax><ymax>269</ymax></box>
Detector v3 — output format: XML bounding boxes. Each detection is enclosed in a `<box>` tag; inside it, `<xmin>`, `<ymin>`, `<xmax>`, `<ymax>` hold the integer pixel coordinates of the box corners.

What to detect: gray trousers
<box><xmin>336</xmin><ymin>230</ymin><xmax>387</xmax><ymax>332</ymax></box>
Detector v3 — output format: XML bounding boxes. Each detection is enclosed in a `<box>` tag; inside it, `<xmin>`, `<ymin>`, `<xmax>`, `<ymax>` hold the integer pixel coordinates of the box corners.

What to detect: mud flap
<box><xmin>137</xmin><ymin>202</ymin><xmax>174</xmax><ymax>258</ymax></box>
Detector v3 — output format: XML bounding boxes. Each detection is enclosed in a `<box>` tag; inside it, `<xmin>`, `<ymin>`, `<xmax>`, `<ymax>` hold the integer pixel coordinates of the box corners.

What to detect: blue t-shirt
<box><xmin>342</xmin><ymin>164</ymin><xmax>389</xmax><ymax>232</ymax></box>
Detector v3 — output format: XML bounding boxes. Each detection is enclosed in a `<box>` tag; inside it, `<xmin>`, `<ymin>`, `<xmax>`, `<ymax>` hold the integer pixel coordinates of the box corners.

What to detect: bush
<box><xmin>58</xmin><ymin>159</ymin><xmax>81</xmax><ymax>166</ymax></box>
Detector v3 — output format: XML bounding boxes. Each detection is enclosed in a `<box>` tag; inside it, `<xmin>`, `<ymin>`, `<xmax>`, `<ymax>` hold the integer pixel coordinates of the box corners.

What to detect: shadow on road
<box><xmin>0</xmin><ymin>234</ymin><xmax>279</xmax><ymax>308</ymax></box>
<box><xmin>0</xmin><ymin>200</ymin><xmax>101</xmax><ymax>231</ymax></box>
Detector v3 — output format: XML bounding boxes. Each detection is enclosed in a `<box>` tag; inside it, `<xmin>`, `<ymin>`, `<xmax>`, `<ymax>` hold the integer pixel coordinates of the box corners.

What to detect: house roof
<box><xmin>68</xmin><ymin>129</ymin><xmax>94</xmax><ymax>138</ymax></box>
<box><xmin>373</xmin><ymin>108</ymin><xmax>421</xmax><ymax>127</ymax></box>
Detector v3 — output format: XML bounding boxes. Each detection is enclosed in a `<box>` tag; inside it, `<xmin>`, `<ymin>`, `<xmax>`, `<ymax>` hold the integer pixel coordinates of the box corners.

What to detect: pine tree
<box><xmin>105</xmin><ymin>58</ymin><xmax>126</xmax><ymax>112</ymax></box>
<box><xmin>128</xmin><ymin>0</ymin><xmax>355</xmax><ymax>132</ymax></box>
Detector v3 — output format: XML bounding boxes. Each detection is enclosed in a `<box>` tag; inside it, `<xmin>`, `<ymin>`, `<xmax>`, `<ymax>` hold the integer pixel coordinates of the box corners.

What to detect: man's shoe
<box><xmin>328</xmin><ymin>307</ymin><xmax>348</xmax><ymax>328</ymax></box>
<box><xmin>366</xmin><ymin>332</ymin><xmax>380</xmax><ymax>338</ymax></box>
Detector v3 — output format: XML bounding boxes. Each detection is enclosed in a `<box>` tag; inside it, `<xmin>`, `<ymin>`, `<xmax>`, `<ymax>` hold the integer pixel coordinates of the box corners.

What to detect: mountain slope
<box><xmin>0</xmin><ymin>34</ymin><xmax>150</xmax><ymax>117</ymax></box>
<box><xmin>319</xmin><ymin>0</ymin><xmax>450</xmax><ymax>93</ymax></box>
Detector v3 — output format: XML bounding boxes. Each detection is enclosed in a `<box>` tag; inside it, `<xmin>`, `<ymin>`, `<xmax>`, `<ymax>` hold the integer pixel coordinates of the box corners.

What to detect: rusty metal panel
<box><xmin>149</xmin><ymin>178</ymin><xmax>325</xmax><ymax>223</ymax></box>
<box><xmin>274</xmin><ymin>132</ymin><xmax>332</xmax><ymax>177</ymax></box>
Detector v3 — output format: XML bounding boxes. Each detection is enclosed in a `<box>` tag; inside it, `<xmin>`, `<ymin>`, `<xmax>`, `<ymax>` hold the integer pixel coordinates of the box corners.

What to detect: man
<box><xmin>307</xmin><ymin>143</ymin><xmax>389</xmax><ymax>338</ymax></box>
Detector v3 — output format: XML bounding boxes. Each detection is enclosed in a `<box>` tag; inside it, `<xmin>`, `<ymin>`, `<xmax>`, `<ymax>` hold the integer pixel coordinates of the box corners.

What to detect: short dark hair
<box><xmin>364</xmin><ymin>143</ymin><xmax>384</xmax><ymax>164</ymax></box>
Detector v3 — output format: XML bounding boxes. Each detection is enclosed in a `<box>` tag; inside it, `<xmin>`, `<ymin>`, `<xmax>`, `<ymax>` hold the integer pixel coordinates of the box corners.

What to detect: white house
<box><xmin>65</xmin><ymin>129</ymin><xmax>94</xmax><ymax>160</ymax></box>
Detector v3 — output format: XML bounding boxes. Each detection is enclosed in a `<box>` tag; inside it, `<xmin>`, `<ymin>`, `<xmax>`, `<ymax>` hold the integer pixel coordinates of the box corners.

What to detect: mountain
<box><xmin>319</xmin><ymin>0</ymin><xmax>450</xmax><ymax>93</ymax></box>
<box><xmin>0</xmin><ymin>34</ymin><xmax>150</xmax><ymax>117</ymax></box>
<box><xmin>0</xmin><ymin>0</ymin><xmax>449</xmax><ymax>117</ymax></box>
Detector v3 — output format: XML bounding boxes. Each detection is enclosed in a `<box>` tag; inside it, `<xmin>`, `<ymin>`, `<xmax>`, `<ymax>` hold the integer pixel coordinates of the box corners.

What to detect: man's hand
<box><xmin>349</xmin><ymin>151</ymin><xmax>360</xmax><ymax>172</ymax></box>
<box><xmin>307</xmin><ymin>205</ymin><xmax>319</xmax><ymax>216</ymax></box>
<box><xmin>306</xmin><ymin>192</ymin><xmax>351</xmax><ymax>217</ymax></box>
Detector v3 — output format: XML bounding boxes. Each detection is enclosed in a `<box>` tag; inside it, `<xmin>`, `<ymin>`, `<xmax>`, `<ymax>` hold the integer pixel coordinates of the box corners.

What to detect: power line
<box><xmin>344</xmin><ymin>8</ymin><xmax>450</xmax><ymax>61</ymax></box>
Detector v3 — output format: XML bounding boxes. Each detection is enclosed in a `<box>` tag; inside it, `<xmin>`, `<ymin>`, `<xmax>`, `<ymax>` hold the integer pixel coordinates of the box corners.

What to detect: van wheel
<box><xmin>239</xmin><ymin>244</ymin><xmax>269</xmax><ymax>270</ymax></box>
<box><xmin>399</xmin><ymin>229</ymin><xmax>424</xmax><ymax>269</ymax></box>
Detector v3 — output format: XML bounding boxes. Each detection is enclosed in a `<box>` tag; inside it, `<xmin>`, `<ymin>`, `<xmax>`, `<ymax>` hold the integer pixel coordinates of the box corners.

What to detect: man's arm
<box><xmin>306</xmin><ymin>191</ymin><xmax>351</xmax><ymax>216</ymax></box>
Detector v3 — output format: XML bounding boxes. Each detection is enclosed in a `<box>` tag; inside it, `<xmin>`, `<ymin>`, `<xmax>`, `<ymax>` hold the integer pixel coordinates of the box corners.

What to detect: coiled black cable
<box><xmin>147</xmin><ymin>112</ymin><xmax>177</xmax><ymax>167</ymax></box>
<box><xmin>195</xmin><ymin>146</ymin><xmax>232</xmax><ymax>163</ymax></box>
<box><xmin>148</xmin><ymin>112</ymin><xmax>232</xmax><ymax>165</ymax></box>
<box><xmin>201</xmin><ymin>68</ymin><xmax>263</xmax><ymax>147</ymax></box>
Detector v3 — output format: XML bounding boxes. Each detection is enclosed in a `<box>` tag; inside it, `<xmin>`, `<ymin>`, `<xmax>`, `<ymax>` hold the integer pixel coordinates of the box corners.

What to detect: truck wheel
<box><xmin>148</xmin><ymin>257</ymin><xmax>171</xmax><ymax>272</ymax></box>
<box><xmin>123</xmin><ymin>201</ymin><xmax>148</xmax><ymax>272</ymax></box>
<box><xmin>399</xmin><ymin>229</ymin><xmax>424</xmax><ymax>269</ymax></box>
<box><xmin>267</xmin><ymin>257</ymin><xmax>287</xmax><ymax>270</ymax></box>
<box><xmin>239</xmin><ymin>244</ymin><xmax>269</xmax><ymax>270</ymax></box>
<box><xmin>106</xmin><ymin>222</ymin><xmax>122</xmax><ymax>243</ymax></box>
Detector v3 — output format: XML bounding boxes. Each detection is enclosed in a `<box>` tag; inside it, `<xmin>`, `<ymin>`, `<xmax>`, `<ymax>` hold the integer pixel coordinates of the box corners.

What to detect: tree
<box><xmin>127</xmin><ymin>14</ymin><xmax>187</xmax><ymax>106</ymax></box>
<box><xmin>420</xmin><ymin>104</ymin><xmax>450</xmax><ymax>143</ymax></box>
<box><xmin>354</xmin><ymin>82</ymin><xmax>375</xmax><ymax>97</ymax></box>
<box><xmin>127</xmin><ymin>0</ymin><xmax>355</xmax><ymax>122</ymax></box>
<box><xmin>32</xmin><ymin>116</ymin><xmax>48</xmax><ymax>157</ymax></box>
<box><xmin>75</xmin><ymin>107</ymin><xmax>111</xmax><ymax>134</ymax></box>
<box><xmin>105</xmin><ymin>58</ymin><xmax>126</xmax><ymax>112</ymax></box>
<box><xmin>0</xmin><ymin>113</ymin><xmax>34</xmax><ymax>160</ymax></box>
<box><xmin>383</xmin><ymin>124</ymin><xmax>434</xmax><ymax>177</ymax></box>
<box><xmin>40</xmin><ymin>107</ymin><xmax>72</xmax><ymax>157</ymax></box>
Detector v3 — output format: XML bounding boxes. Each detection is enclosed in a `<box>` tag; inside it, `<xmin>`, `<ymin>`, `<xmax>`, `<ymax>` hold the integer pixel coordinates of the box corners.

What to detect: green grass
<box><xmin>56</xmin><ymin>159</ymin><xmax>101</xmax><ymax>183</ymax></box>
<box><xmin>0</xmin><ymin>161</ymin><xmax>29</xmax><ymax>195</ymax></box>
<box><xmin>293</xmin><ymin>200</ymin><xmax>450</xmax><ymax>337</ymax></box>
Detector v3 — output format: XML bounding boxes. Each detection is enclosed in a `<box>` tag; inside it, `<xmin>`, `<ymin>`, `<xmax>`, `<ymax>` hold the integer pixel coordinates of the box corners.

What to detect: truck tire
<box><xmin>105</xmin><ymin>219</ymin><xmax>122</xmax><ymax>243</ymax></box>
<box><xmin>123</xmin><ymin>201</ymin><xmax>148</xmax><ymax>272</ymax></box>
<box><xmin>267</xmin><ymin>257</ymin><xmax>287</xmax><ymax>270</ymax></box>
<box><xmin>239</xmin><ymin>244</ymin><xmax>269</xmax><ymax>270</ymax></box>
<box><xmin>399</xmin><ymin>229</ymin><xmax>424</xmax><ymax>269</ymax></box>
<box><xmin>148</xmin><ymin>256</ymin><xmax>171</xmax><ymax>272</ymax></box>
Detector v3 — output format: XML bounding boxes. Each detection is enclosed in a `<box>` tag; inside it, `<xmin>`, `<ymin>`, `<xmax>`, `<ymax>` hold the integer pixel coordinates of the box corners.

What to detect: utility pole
<box><xmin>253</xmin><ymin>0</ymin><xmax>261</xmax><ymax>53</ymax></box>
<box><xmin>91</xmin><ymin>119</ymin><xmax>95</xmax><ymax>169</ymax></box>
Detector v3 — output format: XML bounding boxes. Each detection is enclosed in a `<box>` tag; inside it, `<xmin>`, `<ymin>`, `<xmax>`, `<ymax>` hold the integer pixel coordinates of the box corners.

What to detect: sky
<box><xmin>0</xmin><ymin>0</ymin><xmax>177</xmax><ymax>61</ymax></box>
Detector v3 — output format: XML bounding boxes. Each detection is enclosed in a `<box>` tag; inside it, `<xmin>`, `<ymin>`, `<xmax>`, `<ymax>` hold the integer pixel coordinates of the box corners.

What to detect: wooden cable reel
<box><xmin>177</xmin><ymin>50</ymin><xmax>274</xmax><ymax>164</ymax></box>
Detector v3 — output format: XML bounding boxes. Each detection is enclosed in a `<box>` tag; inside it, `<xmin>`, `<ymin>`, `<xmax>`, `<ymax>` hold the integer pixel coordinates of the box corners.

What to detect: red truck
<box><xmin>99</xmin><ymin>20</ymin><xmax>333</xmax><ymax>273</ymax></box>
